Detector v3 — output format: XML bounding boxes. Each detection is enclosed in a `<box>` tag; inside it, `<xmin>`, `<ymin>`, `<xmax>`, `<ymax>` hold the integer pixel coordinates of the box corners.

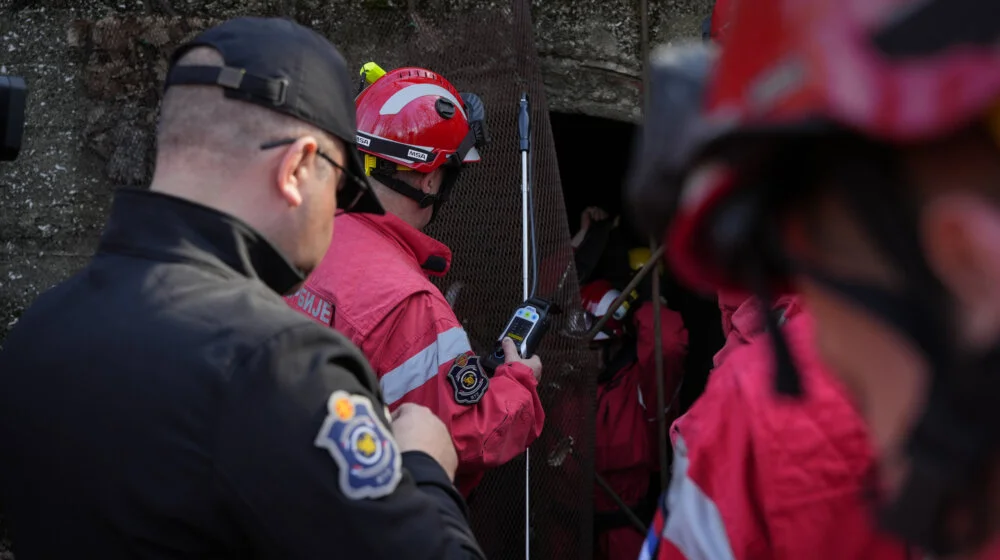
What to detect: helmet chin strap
<box><xmin>370</xmin><ymin>164</ymin><xmax>461</xmax><ymax>226</ymax></box>
<box><xmin>372</xmin><ymin>170</ymin><xmax>438</xmax><ymax>209</ymax></box>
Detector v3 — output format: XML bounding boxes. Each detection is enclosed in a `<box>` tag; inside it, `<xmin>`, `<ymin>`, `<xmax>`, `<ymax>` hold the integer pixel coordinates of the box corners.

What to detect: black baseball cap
<box><xmin>163</xmin><ymin>17</ymin><xmax>383</xmax><ymax>215</ymax></box>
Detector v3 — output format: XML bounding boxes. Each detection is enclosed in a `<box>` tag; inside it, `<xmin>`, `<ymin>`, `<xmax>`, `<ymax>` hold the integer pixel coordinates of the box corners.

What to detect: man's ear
<box><xmin>922</xmin><ymin>192</ymin><xmax>1000</xmax><ymax>347</ymax></box>
<box><xmin>414</xmin><ymin>168</ymin><xmax>444</xmax><ymax>194</ymax></box>
<box><xmin>275</xmin><ymin>137</ymin><xmax>320</xmax><ymax>208</ymax></box>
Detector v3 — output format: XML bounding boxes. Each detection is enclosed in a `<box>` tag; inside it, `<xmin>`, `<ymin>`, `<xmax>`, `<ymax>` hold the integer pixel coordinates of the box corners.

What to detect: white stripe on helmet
<box><xmin>379</xmin><ymin>83</ymin><xmax>467</xmax><ymax>119</ymax></box>
<box><xmin>595</xmin><ymin>290</ymin><xmax>624</xmax><ymax>318</ymax></box>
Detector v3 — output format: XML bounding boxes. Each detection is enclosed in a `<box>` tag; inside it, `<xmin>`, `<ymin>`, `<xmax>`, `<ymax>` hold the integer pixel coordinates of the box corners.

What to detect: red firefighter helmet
<box><xmin>581</xmin><ymin>280</ymin><xmax>630</xmax><ymax>341</ymax></box>
<box><xmin>665</xmin><ymin>0</ymin><xmax>1000</xmax><ymax>294</ymax></box>
<box><xmin>708</xmin><ymin>0</ymin><xmax>733</xmax><ymax>43</ymax></box>
<box><xmin>355</xmin><ymin>66</ymin><xmax>486</xmax><ymax>174</ymax></box>
<box><xmin>354</xmin><ymin>65</ymin><xmax>489</xmax><ymax>216</ymax></box>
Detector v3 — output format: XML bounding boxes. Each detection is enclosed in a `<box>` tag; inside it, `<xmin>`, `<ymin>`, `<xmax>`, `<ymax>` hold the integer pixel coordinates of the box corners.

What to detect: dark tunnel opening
<box><xmin>548</xmin><ymin>110</ymin><xmax>726</xmax><ymax>429</ymax></box>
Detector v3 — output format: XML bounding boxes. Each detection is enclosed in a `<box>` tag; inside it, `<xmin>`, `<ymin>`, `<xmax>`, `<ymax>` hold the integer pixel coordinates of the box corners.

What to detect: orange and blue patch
<box><xmin>314</xmin><ymin>390</ymin><xmax>401</xmax><ymax>500</ymax></box>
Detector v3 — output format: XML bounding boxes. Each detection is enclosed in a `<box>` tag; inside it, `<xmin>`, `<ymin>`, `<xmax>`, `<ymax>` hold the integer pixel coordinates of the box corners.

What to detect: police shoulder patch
<box><xmin>314</xmin><ymin>390</ymin><xmax>402</xmax><ymax>500</ymax></box>
<box><xmin>447</xmin><ymin>354</ymin><xmax>489</xmax><ymax>405</ymax></box>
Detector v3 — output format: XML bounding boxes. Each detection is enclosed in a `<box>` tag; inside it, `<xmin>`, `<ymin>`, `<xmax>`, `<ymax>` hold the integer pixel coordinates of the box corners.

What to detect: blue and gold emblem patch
<box><xmin>447</xmin><ymin>354</ymin><xmax>489</xmax><ymax>405</ymax></box>
<box><xmin>314</xmin><ymin>391</ymin><xmax>401</xmax><ymax>500</ymax></box>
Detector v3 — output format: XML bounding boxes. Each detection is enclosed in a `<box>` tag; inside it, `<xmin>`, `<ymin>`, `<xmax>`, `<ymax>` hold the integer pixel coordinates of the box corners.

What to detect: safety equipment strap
<box><xmin>165</xmin><ymin>65</ymin><xmax>288</xmax><ymax>106</ymax></box>
<box><xmin>368</xmin><ymin>156</ymin><xmax>462</xmax><ymax>225</ymax></box>
<box><xmin>357</xmin><ymin>132</ymin><xmax>437</xmax><ymax>167</ymax></box>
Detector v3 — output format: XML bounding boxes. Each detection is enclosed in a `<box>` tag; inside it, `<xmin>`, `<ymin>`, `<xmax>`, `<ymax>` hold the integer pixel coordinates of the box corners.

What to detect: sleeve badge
<box><xmin>314</xmin><ymin>390</ymin><xmax>402</xmax><ymax>500</ymax></box>
<box><xmin>447</xmin><ymin>354</ymin><xmax>490</xmax><ymax>405</ymax></box>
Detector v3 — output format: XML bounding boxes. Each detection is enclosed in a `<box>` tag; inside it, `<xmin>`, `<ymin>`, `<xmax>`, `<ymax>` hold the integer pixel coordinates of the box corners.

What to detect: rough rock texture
<box><xmin>0</xmin><ymin>0</ymin><xmax>706</xmax><ymax>555</ymax></box>
<box><xmin>536</xmin><ymin>0</ymin><xmax>714</xmax><ymax>121</ymax></box>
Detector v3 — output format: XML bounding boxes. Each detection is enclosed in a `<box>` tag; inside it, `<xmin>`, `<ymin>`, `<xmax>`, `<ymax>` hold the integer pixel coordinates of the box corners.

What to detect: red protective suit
<box><xmin>640</xmin><ymin>296</ymin><xmax>912</xmax><ymax>560</ymax></box>
<box><xmin>594</xmin><ymin>302</ymin><xmax>688</xmax><ymax>560</ymax></box>
<box><xmin>286</xmin><ymin>212</ymin><xmax>545</xmax><ymax>495</ymax></box>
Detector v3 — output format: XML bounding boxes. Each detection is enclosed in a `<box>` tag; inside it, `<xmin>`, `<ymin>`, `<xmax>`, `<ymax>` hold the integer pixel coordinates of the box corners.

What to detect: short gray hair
<box><xmin>156</xmin><ymin>47</ymin><xmax>338</xmax><ymax>169</ymax></box>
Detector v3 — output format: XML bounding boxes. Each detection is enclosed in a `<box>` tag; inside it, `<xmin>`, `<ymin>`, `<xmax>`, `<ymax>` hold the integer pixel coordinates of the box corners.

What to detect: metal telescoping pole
<box><xmin>521</xmin><ymin>162</ymin><xmax>530</xmax><ymax>297</ymax></box>
<box><xmin>519</xmin><ymin>93</ymin><xmax>531</xmax><ymax>302</ymax></box>
<box><xmin>650</xmin><ymin>238</ymin><xmax>669</xmax><ymax>492</ymax></box>
<box><xmin>518</xmin><ymin>92</ymin><xmax>531</xmax><ymax>560</ymax></box>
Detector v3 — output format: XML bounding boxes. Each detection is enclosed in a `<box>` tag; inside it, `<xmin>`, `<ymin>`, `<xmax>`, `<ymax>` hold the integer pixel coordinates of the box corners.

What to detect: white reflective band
<box><xmin>595</xmin><ymin>289</ymin><xmax>626</xmax><ymax>319</ymax></box>
<box><xmin>662</xmin><ymin>436</ymin><xmax>736</xmax><ymax>560</ymax></box>
<box><xmin>380</xmin><ymin>327</ymin><xmax>472</xmax><ymax>405</ymax></box>
<box><xmin>379</xmin><ymin>83</ymin><xmax>467</xmax><ymax>119</ymax></box>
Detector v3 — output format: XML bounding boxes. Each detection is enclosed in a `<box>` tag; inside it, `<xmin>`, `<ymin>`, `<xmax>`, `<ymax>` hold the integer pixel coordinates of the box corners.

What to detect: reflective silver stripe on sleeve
<box><xmin>662</xmin><ymin>435</ymin><xmax>737</xmax><ymax>560</ymax></box>
<box><xmin>380</xmin><ymin>327</ymin><xmax>472</xmax><ymax>405</ymax></box>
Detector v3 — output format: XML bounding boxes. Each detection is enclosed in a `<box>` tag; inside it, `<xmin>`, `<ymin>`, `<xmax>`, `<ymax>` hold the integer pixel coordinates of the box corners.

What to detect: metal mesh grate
<box><xmin>341</xmin><ymin>3</ymin><xmax>597</xmax><ymax>558</ymax></box>
<box><xmin>1</xmin><ymin>1</ymin><xmax>596</xmax><ymax>558</ymax></box>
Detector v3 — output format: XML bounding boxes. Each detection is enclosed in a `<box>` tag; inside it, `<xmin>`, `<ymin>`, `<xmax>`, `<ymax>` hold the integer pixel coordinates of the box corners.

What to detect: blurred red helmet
<box><xmin>668</xmin><ymin>0</ymin><xmax>1000</xmax><ymax>293</ymax></box>
<box><xmin>355</xmin><ymin>67</ymin><xmax>487</xmax><ymax>174</ymax></box>
<box><xmin>708</xmin><ymin>0</ymin><xmax>734</xmax><ymax>43</ymax></box>
<box><xmin>581</xmin><ymin>280</ymin><xmax>630</xmax><ymax>341</ymax></box>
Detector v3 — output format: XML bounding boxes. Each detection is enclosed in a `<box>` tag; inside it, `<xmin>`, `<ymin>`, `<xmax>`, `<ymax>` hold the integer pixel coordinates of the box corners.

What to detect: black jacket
<box><xmin>0</xmin><ymin>189</ymin><xmax>485</xmax><ymax>559</ymax></box>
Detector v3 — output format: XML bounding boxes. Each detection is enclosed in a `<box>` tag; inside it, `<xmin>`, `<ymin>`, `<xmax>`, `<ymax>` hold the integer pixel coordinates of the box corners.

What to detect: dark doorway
<box><xmin>548</xmin><ymin>110</ymin><xmax>725</xmax><ymax>424</ymax></box>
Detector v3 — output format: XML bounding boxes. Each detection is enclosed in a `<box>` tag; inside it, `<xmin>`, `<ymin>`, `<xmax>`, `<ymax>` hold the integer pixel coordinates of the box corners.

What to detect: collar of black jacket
<box><xmin>98</xmin><ymin>188</ymin><xmax>305</xmax><ymax>295</ymax></box>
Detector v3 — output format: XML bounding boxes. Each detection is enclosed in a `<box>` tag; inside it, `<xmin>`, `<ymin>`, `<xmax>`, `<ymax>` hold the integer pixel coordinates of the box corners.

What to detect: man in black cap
<box><xmin>0</xmin><ymin>17</ymin><xmax>484</xmax><ymax>559</ymax></box>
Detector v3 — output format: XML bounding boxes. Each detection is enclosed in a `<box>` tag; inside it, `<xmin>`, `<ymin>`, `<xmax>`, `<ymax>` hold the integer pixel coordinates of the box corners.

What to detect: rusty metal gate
<box><xmin>0</xmin><ymin>1</ymin><xmax>597</xmax><ymax>558</ymax></box>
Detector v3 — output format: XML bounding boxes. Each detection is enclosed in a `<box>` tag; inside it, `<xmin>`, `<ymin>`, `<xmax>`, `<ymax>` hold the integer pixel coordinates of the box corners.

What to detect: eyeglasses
<box><xmin>260</xmin><ymin>138</ymin><xmax>368</xmax><ymax>212</ymax></box>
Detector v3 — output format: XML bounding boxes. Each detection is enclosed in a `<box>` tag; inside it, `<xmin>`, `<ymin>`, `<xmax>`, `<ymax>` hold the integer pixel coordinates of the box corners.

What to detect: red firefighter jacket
<box><xmin>595</xmin><ymin>302</ymin><xmax>689</xmax><ymax>510</ymax></box>
<box><xmin>286</xmin><ymin>212</ymin><xmax>545</xmax><ymax>495</ymax></box>
<box><xmin>640</xmin><ymin>296</ymin><xmax>911</xmax><ymax>560</ymax></box>
<box><xmin>594</xmin><ymin>302</ymin><xmax>688</xmax><ymax>560</ymax></box>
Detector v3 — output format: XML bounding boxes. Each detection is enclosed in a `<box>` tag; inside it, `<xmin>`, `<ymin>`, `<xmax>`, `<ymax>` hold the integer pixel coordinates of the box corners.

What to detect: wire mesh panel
<box><xmin>330</xmin><ymin>3</ymin><xmax>597</xmax><ymax>558</ymax></box>
<box><xmin>1</xmin><ymin>1</ymin><xmax>596</xmax><ymax>558</ymax></box>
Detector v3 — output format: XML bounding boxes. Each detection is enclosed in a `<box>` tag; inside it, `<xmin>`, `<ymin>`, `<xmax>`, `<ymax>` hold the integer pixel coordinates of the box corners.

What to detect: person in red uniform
<box><xmin>651</xmin><ymin>292</ymin><xmax>912</xmax><ymax>559</ymax></box>
<box><xmin>626</xmin><ymin>18</ymin><xmax>912</xmax><ymax>558</ymax></box>
<box><xmin>287</xmin><ymin>64</ymin><xmax>544</xmax><ymax>496</ymax></box>
<box><xmin>581</xmin><ymin>249</ymin><xmax>689</xmax><ymax>560</ymax></box>
<box><xmin>631</xmin><ymin>0</ymin><xmax>1000</xmax><ymax>556</ymax></box>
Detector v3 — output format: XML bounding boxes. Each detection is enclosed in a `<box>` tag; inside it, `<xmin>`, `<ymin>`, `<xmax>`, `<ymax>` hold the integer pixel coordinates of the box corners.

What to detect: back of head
<box><xmin>353</xmin><ymin>64</ymin><xmax>490</xmax><ymax>228</ymax></box>
<box><xmin>154</xmin><ymin>45</ymin><xmax>343</xmax><ymax>274</ymax></box>
<box><xmin>156</xmin><ymin>47</ymin><xmax>331</xmax><ymax>181</ymax></box>
<box><xmin>151</xmin><ymin>17</ymin><xmax>384</xmax><ymax>273</ymax></box>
